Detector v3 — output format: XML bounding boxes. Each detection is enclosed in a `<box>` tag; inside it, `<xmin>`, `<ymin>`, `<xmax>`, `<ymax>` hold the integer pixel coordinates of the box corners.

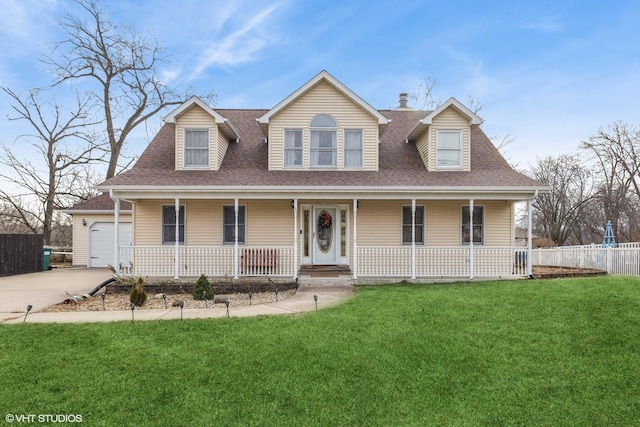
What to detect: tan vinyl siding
<box><xmin>245</xmin><ymin>200</ymin><xmax>292</xmax><ymax>246</ymax></box>
<box><xmin>269</xmin><ymin>80</ymin><xmax>379</xmax><ymax>171</ymax></box>
<box><xmin>217</xmin><ymin>132</ymin><xmax>229</xmax><ymax>169</ymax></box>
<box><xmin>135</xmin><ymin>200</ymin><xmax>167</xmax><ymax>245</ymax></box>
<box><xmin>72</xmin><ymin>213</ymin><xmax>132</xmax><ymax>266</ymax></box>
<box><xmin>429</xmin><ymin>106</ymin><xmax>471</xmax><ymax>171</ymax></box>
<box><xmin>174</xmin><ymin>105</ymin><xmax>219</xmax><ymax>170</ymax></box>
<box><xmin>415</xmin><ymin>131</ymin><xmax>430</xmax><ymax>170</ymax></box>
<box><xmin>357</xmin><ymin>200</ymin><xmax>403</xmax><ymax>246</ymax></box>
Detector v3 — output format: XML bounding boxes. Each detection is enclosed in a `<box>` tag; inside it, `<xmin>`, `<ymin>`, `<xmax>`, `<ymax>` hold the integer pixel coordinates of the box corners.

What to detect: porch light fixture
<box><xmin>23</xmin><ymin>304</ymin><xmax>33</xmax><ymax>323</ymax></box>
<box><xmin>130</xmin><ymin>303</ymin><xmax>135</xmax><ymax>322</ymax></box>
<box><xmin>225</xmin><ymin>299</ymin><xmax>230</xmax><ymax>317</ymax></box>
<box><xmin>291</xmin><ymin>200</ymin><xmax>295</xmax><ymax>209</ymax></box>
<box><xmin>248</xmin><ymin>292</ymin><xmax>253</xmax><ymax>305</ymax></box>
<box><xmin>314</xmin><ymin>295</ymin><xmax>318</xmax><ymax>310</ymax></box>
<box><xmin>82</xmin><ymin>218</ymin><xmax>87</xmax><ymax>226</ymax></box>
<box><xmin>101</xmin><ymin>293</ymin><xmax>106</xmax><ymax>311</ymax></box>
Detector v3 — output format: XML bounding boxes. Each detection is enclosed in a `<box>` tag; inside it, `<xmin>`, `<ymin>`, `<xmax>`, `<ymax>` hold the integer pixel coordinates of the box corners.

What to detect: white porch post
<box><xmin>411</xmin><ymin>199</ymin><xmax>416</xmax><ymax>280</ymax></box>
<box><xmin>527</xmin><ymin>197</ymin><xmax>533</xmax><ymax>277</ymax></box>
<box><xmin>293</xmin><ymin>199</ymin><xmax>298</xmax><ymax>279</ymax></box>
<box><xmin>113</xmin><ymin>198</ymin><xmax>120</xmax><ymax>275</ymax></box>
<box><xmin>174</xmin><ymin>198</ymin><xmax>180</xmax><ymax>280</ymax></box>
<box><xmin>353</xmin><ymin>199</ymin><xmax>358</xmax><ymax>280</ymax></box>
<box><xmin>469</xmin><ymin>199</ymin><xmax>474</xmax><ymax>280</ymax></box>
<box><xmin>234</xmin><ymin>198</ymin><xmax>239</xmax><ymax>280</ymax></box>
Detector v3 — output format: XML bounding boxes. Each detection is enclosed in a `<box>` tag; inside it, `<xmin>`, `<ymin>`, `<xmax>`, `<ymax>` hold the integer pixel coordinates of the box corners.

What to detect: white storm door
<box><xmin>313</xmin><ymin>207</ymin><xmax>338</xmax><ymax>264</ymax></box>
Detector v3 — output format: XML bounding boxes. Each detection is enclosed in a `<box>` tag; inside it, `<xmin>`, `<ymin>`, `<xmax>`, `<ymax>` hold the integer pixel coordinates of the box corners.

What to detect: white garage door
<box><xmin>89</xmin><ymin>222</ymin><xmax>132</xmax><ymax>268</ymax></box>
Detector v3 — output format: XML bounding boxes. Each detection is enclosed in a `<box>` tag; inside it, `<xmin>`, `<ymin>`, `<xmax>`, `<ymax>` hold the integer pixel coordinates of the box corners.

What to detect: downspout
<box><xmin>411</xmin><ymin>199</ymin><xmax>416</xmax><ymax>280</ymax></box>
<box><xmin>174</xmin><ymin>198</ymin><xmax>180</xmax><ymax>280</ymax></box>
<box><xmin>234</xmin><ymin>198</ymin><xmax>239</xmax><ymax>280</ymax></box>
<box><xmin>109</xmin><ymin>189</ymin><xmax>120</xmax><ymax>277</ymax></box>
<box><xmin>293</xmin><ymin>199</ymin><xmax>298</xmax><ymax>280</ymax></box>
<box><xmin>527</xmin><ymin>190</ymin><xmax>538</xmax><ymax>279</ymax></box>
<box><xmin>469</xmin><ymin>199</ymin><xmax>474</xmax><ymax>280</ymax></box>
<box><xmin>353</xmin><ymin>199</ymin><xmax>358</xmax><ymax>280</ymax></box>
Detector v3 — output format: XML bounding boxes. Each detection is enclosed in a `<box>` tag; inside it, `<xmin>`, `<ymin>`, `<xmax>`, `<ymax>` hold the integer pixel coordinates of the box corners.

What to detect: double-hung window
<box><xmin>284</xmin><ymin>129</ymin><xmax>303</xmax><ymax>167</ymax></box>
<box><xmin>310</xmin><ymin>114</ymin><xmax>337</xmax><ymax>168</ymax></box>
<box><xmin>462</xmin><ymin>206</ymin><xmax>484</xmax><ymax>245</ymax></box>
<box><xmin>223</xmin><ymin>205</ymin><xmax>246</xmax><ymax>245</ymax></box>
<box><xmin>402</xmin><ymin>206</ymin><xmax>425</xmax><ymax>245</ymax></box>
<box><xmin>162</xmin><ymin>205</ymin><xmax>185</xmax><ymax>244</ymax></box>
<box><xmin>184</xmin><ymin>129</ymin><xmax>209</xmax><ymax>167</ymax></box>
<box><xmin>436</xmin><ymin>130</ymin><xmax>462</xmax><ymax>168</ymax></box>
<box><xmin>344</xmin><ymin>129</ymin><xmax>363</xmax><ymax>168</ymax></box>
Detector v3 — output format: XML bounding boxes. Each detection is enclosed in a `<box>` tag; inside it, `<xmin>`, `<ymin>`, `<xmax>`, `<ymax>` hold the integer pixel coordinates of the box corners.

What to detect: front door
<box><xmin>313</xmin><ymin>207</ymin><xmax>338</xmax><ymax>264</ymax></box>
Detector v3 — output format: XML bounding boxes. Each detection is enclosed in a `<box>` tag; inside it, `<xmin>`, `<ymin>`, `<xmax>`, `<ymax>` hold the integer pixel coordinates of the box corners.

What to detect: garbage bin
<box><xmin>42</xmin><ymin>248</ymin><xmax>52</xmax><ymax>271</ymax></box>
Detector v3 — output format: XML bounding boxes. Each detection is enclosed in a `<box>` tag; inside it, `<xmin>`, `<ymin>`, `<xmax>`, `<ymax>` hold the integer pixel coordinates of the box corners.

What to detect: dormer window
<box><xmin>184</xmin><ymin>129</ymin><xmax>209</xmax><ymax>167</ymax></box>
<box><xmin>310</xmin><ymin>114</ymin><xmax>337</xmax><ymax>168</ymax></box>
<box><xmin>436</xmin><ymin>130</ymin><xmax>462</xmax><ymax>169</ymax></box>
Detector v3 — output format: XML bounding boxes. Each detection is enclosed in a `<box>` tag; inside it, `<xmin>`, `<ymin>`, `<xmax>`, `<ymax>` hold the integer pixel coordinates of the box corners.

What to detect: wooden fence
<box><xmin>0</xmin><ymin>234</ymin><xmax>43</xmax><ymax>277</ymax></box>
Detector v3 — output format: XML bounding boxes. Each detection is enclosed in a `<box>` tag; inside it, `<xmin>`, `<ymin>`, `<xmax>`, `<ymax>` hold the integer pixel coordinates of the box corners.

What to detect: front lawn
<box><xmin>1</xmin><ymin>276</ymin><xmax>639</xmax><ymax>426</ymax></box>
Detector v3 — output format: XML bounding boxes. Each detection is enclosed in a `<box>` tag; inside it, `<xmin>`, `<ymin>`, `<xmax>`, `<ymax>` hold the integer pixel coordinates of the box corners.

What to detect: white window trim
<box><xmin>436</xmin><ymin>129</ymin><xmax>463</xmax><ymax>169</ymax></box>
<box><xmin>223</xmin><ymin>204</ymin><xmax>247</xmax><ymax>245</ymax></box>
<box><xmin>283</xmin><ymin>128</ymin><xmax>304</xmax><ymax>168</ymax></box>
<box><xmin>343</xmin><ymin>129</ymin><xmax>364</xmax><ymax>169</ymax></box>
<box><xmin>310</xmin><ymin>114</ymin><xmax>338</xmax><ymax>169</ymax></box>
<box><xmin>161</xmin><ymin>204</ymin><xmax>186</xmax><ymax>245</ymax></box>
<box><xmin>184</xmin><ymin>128</ymin><xmax>210</xmax><ymax>168</ymax></box>
<box><xmin>401</xmin><ymin>205</ymin><xmax>426</xmax><ymax>246</ymax></box>
<box><xmin>461</xmin><ymin>205</ymin><xmax>484</xmax><ymax>245</ymax></box>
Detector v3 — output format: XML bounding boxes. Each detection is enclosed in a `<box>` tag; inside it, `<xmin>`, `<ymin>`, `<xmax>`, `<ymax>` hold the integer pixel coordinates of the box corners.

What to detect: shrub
<box><xmin>129</xmin><ymin>277</ymin><xmax>147</xmax><ymax>306</ymax></box>
<box><xmin>193</xmin><ymin>274</ymin><xmax>213</xmax><ymax>300</ymax></box>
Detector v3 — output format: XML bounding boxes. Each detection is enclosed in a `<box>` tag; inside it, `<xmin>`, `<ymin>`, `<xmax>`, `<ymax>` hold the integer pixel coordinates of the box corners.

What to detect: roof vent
<box><xmin>397</xmin><ymin>93</ymin><xmax>414</xmax><ymax>110</ymax></box>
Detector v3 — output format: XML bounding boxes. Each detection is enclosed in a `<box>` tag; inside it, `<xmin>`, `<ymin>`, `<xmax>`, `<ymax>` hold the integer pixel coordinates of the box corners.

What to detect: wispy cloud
<box><xmin>522</xmin><ymin>16</ymin><xmax>564</xmax><ymax>33</ymax></box>
<box><xmin>188</xmin><ymin>4</ymin><xmax>280</xmax><ymax>79</ymax></box>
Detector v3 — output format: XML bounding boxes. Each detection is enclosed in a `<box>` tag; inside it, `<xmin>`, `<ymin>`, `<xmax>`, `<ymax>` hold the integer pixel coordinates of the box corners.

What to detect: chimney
<box><xmin>397</xmin><ymin>93</ymin><xmax>413</xmax><ymax>110</ymax></box>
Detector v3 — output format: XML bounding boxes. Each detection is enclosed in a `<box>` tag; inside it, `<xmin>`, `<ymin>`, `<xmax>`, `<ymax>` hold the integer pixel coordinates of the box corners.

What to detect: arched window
<box><xmin>310</xmin><ymin>114</ymin><xmax>337</xmax><ymax>167</ymax></box>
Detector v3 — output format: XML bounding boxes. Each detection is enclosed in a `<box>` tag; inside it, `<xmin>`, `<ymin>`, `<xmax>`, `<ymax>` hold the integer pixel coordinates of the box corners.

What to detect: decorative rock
<box><xmin>154</xmin><ymin>293</ymin><xmax>165</xmax><ymax>299</ymax></box>
<box><xmin>214</xmin><ymin>295</ymin><xmax>227</xmax><ymax>304</ymax></box>
<box><xmin>171</xmin><ymin>300</ymin><xmax>182</xmax><ymax>307</ymax></box>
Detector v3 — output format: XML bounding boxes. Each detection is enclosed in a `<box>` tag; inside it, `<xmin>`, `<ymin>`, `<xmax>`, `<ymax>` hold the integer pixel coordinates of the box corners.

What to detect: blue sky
<box><xmin>1</xmin><ymin>0</ymin><xmax>639</xmax><ymax>170</ymax></box>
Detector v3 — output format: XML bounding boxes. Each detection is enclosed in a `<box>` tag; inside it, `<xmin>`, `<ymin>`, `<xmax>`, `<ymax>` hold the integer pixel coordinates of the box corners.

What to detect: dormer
<box><xmin>408</xmin><ymin>97</ymin><xmax>483</xmax><ymax>172</ymax></box>
<box><xmin>164</xmin><ymin>96</ymin><xmax>239</xmax><ymax>171</ymax></box>
<box><xmin>257</xmin><ymin>71</ymin><xmax>389</xmax><ymax>171</ymax></box>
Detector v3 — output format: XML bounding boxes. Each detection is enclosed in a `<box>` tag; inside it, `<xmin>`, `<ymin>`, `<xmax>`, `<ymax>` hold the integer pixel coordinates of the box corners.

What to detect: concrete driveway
<box><xmin>0</xmin><ymin>268</ymin><xmax>113</xmax><ymax>321</ymax></box>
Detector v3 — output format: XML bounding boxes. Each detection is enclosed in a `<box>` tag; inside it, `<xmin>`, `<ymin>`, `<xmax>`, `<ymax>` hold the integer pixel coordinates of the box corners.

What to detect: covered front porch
<box><xmin>109</xmin><ymin>189</ymin><xmax>536</xmax><ymax>282</ymax></box>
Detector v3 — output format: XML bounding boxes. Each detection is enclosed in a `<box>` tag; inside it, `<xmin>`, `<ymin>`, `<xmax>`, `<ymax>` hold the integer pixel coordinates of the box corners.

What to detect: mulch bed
<box><xmin>532</xmin><ymin>265</ymin><xmax>607</xmax><ymax>279</ymax></box>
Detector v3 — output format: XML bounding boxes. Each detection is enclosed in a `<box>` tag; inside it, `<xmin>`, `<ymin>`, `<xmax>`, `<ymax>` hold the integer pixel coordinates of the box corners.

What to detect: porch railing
<box><xmin>358</xmin><ymin>246</ymin><xmax>528</xmax><ymax>278</ymax></box>
<box><xmin>119</xmin><ymin>246</ymin><xmax>294</xmax><ymax>278</ymax></box>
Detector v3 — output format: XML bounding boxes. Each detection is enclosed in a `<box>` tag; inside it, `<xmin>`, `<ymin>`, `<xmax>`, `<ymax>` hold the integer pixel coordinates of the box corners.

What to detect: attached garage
<box><xmin>89</xmin><ymin>222</ymin><xmax>132</xmax><ymax>268</ymax></box>
<box><xmin>61</xmin><ymin>194</ymin><xmax>133</xmax><ymax>267</ymax></box>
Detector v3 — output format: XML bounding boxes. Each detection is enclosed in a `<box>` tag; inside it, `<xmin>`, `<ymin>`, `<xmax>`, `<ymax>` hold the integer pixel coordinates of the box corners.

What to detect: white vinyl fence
<box><xmin>532</xmin><ymin>244</ymin><xmax>640</xmax><ymax>276</ymax></box>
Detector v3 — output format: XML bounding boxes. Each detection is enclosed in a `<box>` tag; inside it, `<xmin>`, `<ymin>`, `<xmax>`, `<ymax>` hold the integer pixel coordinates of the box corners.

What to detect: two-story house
<box><xmin>70</xmin><ymin>70</ymin><xmax>547</xmax><ymax>283</ymax></box>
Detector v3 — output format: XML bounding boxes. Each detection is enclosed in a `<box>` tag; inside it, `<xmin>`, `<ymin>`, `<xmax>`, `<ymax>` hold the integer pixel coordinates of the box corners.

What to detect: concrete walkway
<box><xmin>0</xmin><ymin>268</ymin><xmax>354</xmax><ymax>324</ymax></box>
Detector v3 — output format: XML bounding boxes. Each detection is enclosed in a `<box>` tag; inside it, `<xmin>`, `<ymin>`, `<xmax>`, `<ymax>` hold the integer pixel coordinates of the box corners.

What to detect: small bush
<box><xmin>193</xmin><ymin>274</ymin><xmax>213</xmax><ymax>300</ymax></box>
<box><xmin>129</xmin><ymin>277</ymin><xmax>147</xmax><ymax>306</ymax></box>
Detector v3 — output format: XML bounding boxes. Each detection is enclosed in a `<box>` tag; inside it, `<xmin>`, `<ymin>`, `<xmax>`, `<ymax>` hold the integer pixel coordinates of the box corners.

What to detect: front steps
<box><xmin>297</xmin><ymin>265</ymin><xmax>354</xmax><ymax>286</ymax></box>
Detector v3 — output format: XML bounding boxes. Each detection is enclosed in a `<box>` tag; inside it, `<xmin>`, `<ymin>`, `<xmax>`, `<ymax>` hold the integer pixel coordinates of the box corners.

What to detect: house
<box><xmin>92</xmin><ymin>70</ymin><xmax>548</xmax><ymax>282</ymax></box>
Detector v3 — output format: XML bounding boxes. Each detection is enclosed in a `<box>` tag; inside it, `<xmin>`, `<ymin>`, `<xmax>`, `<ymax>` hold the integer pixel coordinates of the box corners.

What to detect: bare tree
<box><xmin>0</xmin><ymin>87</ymin><xmax>105</xmax><ymax>244</ymax></box>
<box><xmin>526</xmin><ymin>154</ymin><xmax>597</xmax><ymax>246</ymax></box>
<box><xmin>43</xmin><ymin>0</ymin><xmax>208</xmax><ymax>179</ymax></box>
<box><xmin>409</xmin><ymin>75</ymin><xmax>440</xmax><ymax>110</ymax></box>
<box><xmin>580</xmin><ymin>121</ymin><xmax>640</xmax><ymax>241</ymax></box>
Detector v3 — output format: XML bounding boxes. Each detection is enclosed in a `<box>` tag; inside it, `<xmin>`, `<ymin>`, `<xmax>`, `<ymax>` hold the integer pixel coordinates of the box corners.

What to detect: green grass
<box><xmin>2</xmin><ymin>276</ymin><xmax>640</xmax><ymax>426</ymax></box>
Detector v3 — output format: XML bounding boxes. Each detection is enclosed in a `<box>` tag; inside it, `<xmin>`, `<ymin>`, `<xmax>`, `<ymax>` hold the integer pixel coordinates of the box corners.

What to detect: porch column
<box><xmin>113</xmin><ymin>198</ymin><xmax>120</xmax><ymax>276</ymax></box>
<box><xmin>353</xmin><ymin>199</ymin><xmax>358</xmax><ymax>280</ymax></box>
<box><xmin>411</xmin><ymin>199</ymin><xmax>416</xmax><ymax>280</ymax></box>
<box><xmin>174</xmin><ymin>198</ymin><xmax>180</xmax><ymax>280</ymax></box>
<box><xmin>293</xmin><ymin>199</ymin><xmax>298</xmax><ymax>279</ymax></box>
<box><xmin>469</xmin><ymin>199</ymin><xmax>474</xmax><ymax>280</ymax></box>
<box><xmin>234</xmin><ymin>198</ymin><xmax>239</xmax><ymax>279</ymax></box>
<box><xmin>527</xmin><ymin>197</ymin><xmax>533</xmax><ymax>277</ymax></box>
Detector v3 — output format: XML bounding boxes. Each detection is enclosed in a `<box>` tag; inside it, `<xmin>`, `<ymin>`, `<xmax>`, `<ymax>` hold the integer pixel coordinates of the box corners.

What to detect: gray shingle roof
<box><xmin>99</xmin><ymin>109</ymin><xmax>543</xmax><ymax>190</ymax></box>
